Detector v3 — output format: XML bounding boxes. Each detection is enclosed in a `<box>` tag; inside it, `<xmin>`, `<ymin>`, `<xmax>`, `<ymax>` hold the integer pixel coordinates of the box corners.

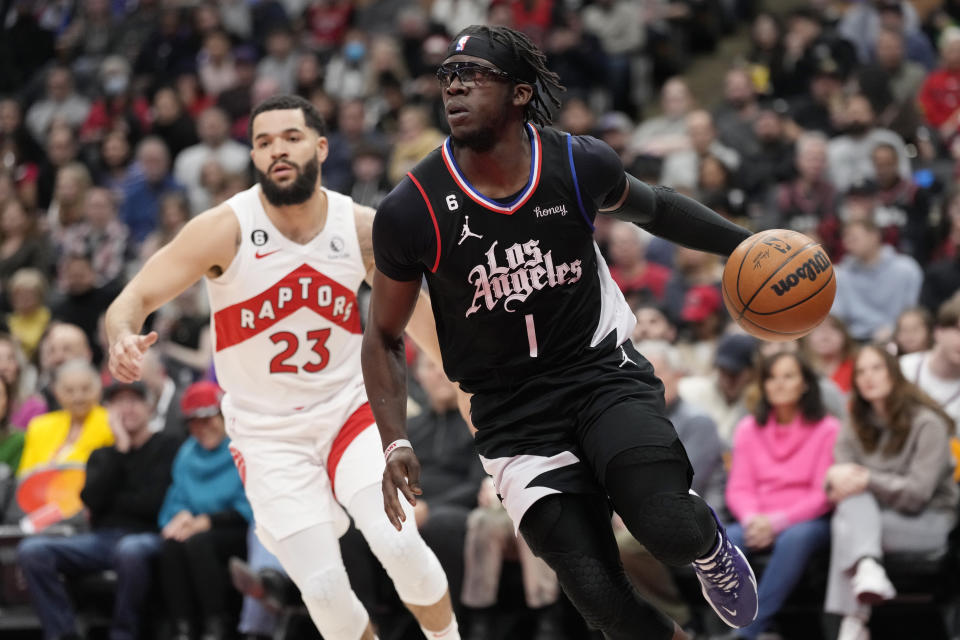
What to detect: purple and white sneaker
<box><xmin>692</xmin><ymin>515</ymin><xmax>758</xmax><ymax>629</ymax></box>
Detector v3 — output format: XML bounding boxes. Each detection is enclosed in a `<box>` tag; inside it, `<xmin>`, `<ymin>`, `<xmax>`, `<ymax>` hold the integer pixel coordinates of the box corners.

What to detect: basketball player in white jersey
<box><xmin>105</xmin><ymin>95</ymin><xmax>459</xmax><ymax>640</ymax></box>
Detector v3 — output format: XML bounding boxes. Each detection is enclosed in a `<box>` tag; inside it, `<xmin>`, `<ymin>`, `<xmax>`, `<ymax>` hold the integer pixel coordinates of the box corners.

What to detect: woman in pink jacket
<box><xmin>726</xmin><ymin>351</ymin><xmax>841</xmax><ymax>640</ymax></box>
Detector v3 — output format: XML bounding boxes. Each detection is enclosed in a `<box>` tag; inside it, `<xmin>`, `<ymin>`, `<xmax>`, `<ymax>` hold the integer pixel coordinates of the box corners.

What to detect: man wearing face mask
<box><xmin>826</xmin><ymin>93</ymin><xmax>911</xmax><ymax>192</ymax></box>
<box><xmin>79</xmin><ymin>56</ymin><xmax>150</xmax><ymax>148</ymax></box>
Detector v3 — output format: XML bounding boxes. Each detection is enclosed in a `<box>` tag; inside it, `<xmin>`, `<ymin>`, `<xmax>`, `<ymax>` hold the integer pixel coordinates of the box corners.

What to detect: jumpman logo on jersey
<box><xmin>458</xmin><ymin>216</ymin><xmax>483</xmax><ymax>245</ymax></box>
<box><xmin>619</xmin><ymin>346</ymin><xmax>636</xmax><ymax>368</ymax></box>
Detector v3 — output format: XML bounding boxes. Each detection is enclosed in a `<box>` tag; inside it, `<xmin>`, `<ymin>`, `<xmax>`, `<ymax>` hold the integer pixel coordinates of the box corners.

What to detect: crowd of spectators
<box><xmin>3</xmin><ymin>0</ymin><xmax>960</xmax><ymax>639</ymax></box>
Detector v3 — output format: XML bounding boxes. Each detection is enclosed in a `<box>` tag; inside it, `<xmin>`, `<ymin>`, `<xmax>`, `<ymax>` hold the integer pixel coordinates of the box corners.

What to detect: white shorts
<box><xmin>224</xmin><ymin>400</ymin><xmax>385</xmax><ymax>541</ymax></box>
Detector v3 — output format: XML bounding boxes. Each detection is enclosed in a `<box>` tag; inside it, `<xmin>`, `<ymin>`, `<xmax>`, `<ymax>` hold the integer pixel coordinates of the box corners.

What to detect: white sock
<box><xmin>421</xmin><ymin>617</ymin><xmax>460</xmax><ymax>639</ymax></box>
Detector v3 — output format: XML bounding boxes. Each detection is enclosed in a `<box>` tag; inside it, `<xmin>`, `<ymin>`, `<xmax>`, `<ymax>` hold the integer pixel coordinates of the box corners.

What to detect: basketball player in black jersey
<box><xmin>361</xmin><ymin>25</ymin><xmax>759</xmax><ymax>640</ymax></box>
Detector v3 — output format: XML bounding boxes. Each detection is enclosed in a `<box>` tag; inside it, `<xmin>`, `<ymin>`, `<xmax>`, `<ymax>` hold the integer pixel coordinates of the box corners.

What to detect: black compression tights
<box><xmin>604</xmin><ymin>448</ymin><xmax>718</xmax><ymax>567</ymax></box>
<box><xmin>518</xmin><ymin>493</ymin><xmax>677</xmax><ymax>640</ymax></box>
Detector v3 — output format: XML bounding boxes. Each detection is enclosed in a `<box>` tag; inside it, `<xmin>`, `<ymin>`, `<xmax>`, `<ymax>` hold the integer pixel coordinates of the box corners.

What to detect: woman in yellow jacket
<box><xmin>17</xmin><ymin>359</ymin><xmax>113</xmax><ymax>477</ymax></box>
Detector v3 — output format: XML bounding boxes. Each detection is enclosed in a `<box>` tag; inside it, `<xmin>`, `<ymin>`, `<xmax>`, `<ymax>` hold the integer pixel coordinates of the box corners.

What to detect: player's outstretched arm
<box><xmin>599</xmin><ymin>173</ymin><xmax>751</xmax><ymax>257</ymax></box>
<box><xmin>105</xmin><ymin>204</ymin><xmax>239</xmax><ymax>382</ymax></box>
<box><xmin>361</xmin><ymin>268</ymin><xmax>426</xmax><ymax>530</ymax></box>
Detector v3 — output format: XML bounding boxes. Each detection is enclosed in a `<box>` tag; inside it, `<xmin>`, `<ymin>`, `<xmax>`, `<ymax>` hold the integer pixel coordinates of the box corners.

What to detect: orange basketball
<box><xmin>721</xmin><ymin>229</ymin><xmax>836</xmax><ymax>341</ymax></box>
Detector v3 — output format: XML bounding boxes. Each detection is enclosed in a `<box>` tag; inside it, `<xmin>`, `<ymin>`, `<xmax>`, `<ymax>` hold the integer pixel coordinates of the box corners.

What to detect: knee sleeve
<box><xmin>606</xmin><ymin>450</ymin><xmax>717</xmax><ymax>566</ymax></box>
<box><xmin>519</xmin><ymin>495</ymin><xmax>675</xmax><ymax>640</ymax></box>
<box><xmin>349</xmin><ymin>484</ymin><xmax>448</xmax><ymax>606</ymax></box>
<box><xmin>298</xmin><ymin>564</ymin><xmax>369</xmax><ymax>640</ymax></box>
<box><xmin>625</xmin><ymin>492</ymin><xmax>716</xmax><ymax>566</ymax></box>
<box><xmin>261</xmin><ymin>523</ymin><xmax>369</xmax><ymax>640</ymax></box>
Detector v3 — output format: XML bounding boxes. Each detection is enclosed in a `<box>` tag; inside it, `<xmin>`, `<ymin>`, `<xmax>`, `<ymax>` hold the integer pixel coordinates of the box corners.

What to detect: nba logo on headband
<box><xmin>456</xmin><ymin>35</ymin><xmax>471</xmax><ymax>51</ymax></box>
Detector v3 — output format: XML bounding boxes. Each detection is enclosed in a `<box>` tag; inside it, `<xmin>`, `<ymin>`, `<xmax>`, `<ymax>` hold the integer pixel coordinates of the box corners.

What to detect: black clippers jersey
<box><xmin>407</xmin><ymin>125</ymin><xmax>635</xmax><ymax>393</ymax></box>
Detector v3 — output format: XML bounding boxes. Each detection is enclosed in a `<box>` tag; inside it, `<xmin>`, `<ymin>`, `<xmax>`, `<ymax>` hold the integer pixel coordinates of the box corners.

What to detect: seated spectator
<box><xmin>16</xmin><ymin>380</ymin><xmax>178</xmax><ymax>640</ymax></box>
<box><xmin>677</xmin><ymin>284</ymin><xmax>725</xmax><ymax>376</ymax></box>
<box><xmin>631</xmin><ymin>302</ymin><xmax>678</xmax><ymax>344</ymax></box>
<box><xmin>56</xmin><ymin>187</ymin><xmax>129</xmax><ymax>290</ymax></box>
<box><xmin>826</xmin><ymin>93</ymin><xmax>910</xmax><ymax>193</ymax></box>
<box><xmin>921</xmin><ymin>191</ymin><xmax>960</xmax><ymax>313</ymax></box>
<box><xmin>831</xmin><ymin>219</ymin><xmax>923</xmax><ymax>342</ymax></box>
<box><xmin>802</xmin><ymin>314</ymin><xmax>856</xmax><ymax>393</ymax></box>
<box><xmin>139</xmin><ymin>191</ymin><xmax>190</xmax><ymax>265</ymax></box>
<box><xmin>679</xmin><ymin>333</ymin><xmax>758</xmax><ymax>444</ymax></box>
<box><xmin>607</xmin><ymin>221</ymin><xmax>670</xmax><ymax>305</ymax></box>
<box><xmin>198</xmin><ymin>30</ymin><xmax>238</xmax><ymax>99</ymax></box>
<box><xmin>407</xmin><ymin>355</ymin><xmax>486</xmax><ymax>617</ymax></box>
<box><xmin>0</xmin><ymin>197</ymin><xmax>54</xmax><ymax>295</ymax></box>
<box><xmin>918</xmin><ymin>26</ymin><xmax>960</xmax><ymax>141</ymax></box>
<box><xmin>140</xmin><ymin>350</ymin><xmax>185</xmax><ymax>440</ymax></box>
<box><xmin>159</xmin><ymin>381</ymin><xmax>251</xmax><ymax>640</ymax></box>
<box><xmin>24</xmin><ymin>66</ymin><xmax>90</xmax><ymax>144</ymax></box>
<box><xmin>18</xmin><ymin>359</ymin><xmax>112</xmax><ymax>479</ymax></box>
<box><xmin>660</xmin><ymin>110</ymin><xmax>740</xmax><ymax>191</ymax></box>
<box><xmin>120</xmin><ymin>137</ymin><xmax>184</xmax><ymax>247</ymax></box>
<box><xmin>35</xmin><ymin>323</ymin><xmax>94</xmax><ymax>412</ymax></box>
<box><xmin>629</xmin><ymin>77</ymin><xmax>695</xmax><ymax>159</ymax></box>
<box><xmin>0</xmin><ymin>378</ymin><xmax>23</xmax><ymax>512</ymax></box>
<box><xmin>757</xmin><ymin>339</ymin><xmax>850</xmax><ymax>423</ymax></box>
<box><xmin>726</xmin><ymin>352</ymin><xmax>839</xmax><ymax>640</ymax></box>
<box><xmin>78</xmin><ymin>56</ymin><xmax>150</xmax><ymax>147</ymax></box>
<box><xmin>47</xmin><ymin>162</ymin><xmax>92</xmax><ymax>240</ymax></box>
<box><xmin>893</xmin><ymin>307</ymin><xmax>933</xmax><ymax>356</ymax></box>
<box><xmin>154</xmin><ymin>284</ymin><xmax>212</xmax><ymax>387</ymax></box>
<box><xmin>173</xmin><ymin>107</ymin><xmax>249</xmax><ymax>214</ymax></box>
<box><xmin>899</xmin><ymin>293</ymin><xmax>960</xmax><ymax>426</ymax></box>
<box><xmin>768</xmin><ymin>131</ymin><xmax>838</xmax><ymax>251</ymax></box>
<box><xmin>0</xmin><ymin>332</ymin><xmax>45</xmax><ymax>429</ymax></box>
<box><xmin>6</xmin><ymin>268</ymin><xmax>51</xmax><ymax>360</ymax></box>
<box><xmin>825</xmin><ymin>344</ymin><xmax>957</xmax><ymax>640</ymax></box>
<box><xmin>713</xmin><ymin>68</ymin><xmax>762</xmax><ymax>159</ymax></box>
<box><xmin>616</xmin><ymin>341</ymin><xmax>726</xmax><ymax>629</ymax></box>
<box><xmin>36</xmin><ymin>126</ymin><xmax>82</xmax><ymax>212</ymax></box>
<box><xmin>871</xmin><ymin>142</ymin><xmax>931</xmax><ymax>262</ymax></box>
<box><xmin>150</xmin><ymin>88</ymin><xmax>199</xmax><ymax>160</ymax></box>
<box><xmin>51</xmin><ymin>251</ymin><xmax>122</xmax><ymax>367</ymax></box>
<box><xmin>387</xmin><ymin>105</ymin><xmax>446</xmax><ymax>186</ymax></box>
<box><xmin>461</xmin><ymin>476</ymin><xmax>563</xmax><ymax>640</ymax></box>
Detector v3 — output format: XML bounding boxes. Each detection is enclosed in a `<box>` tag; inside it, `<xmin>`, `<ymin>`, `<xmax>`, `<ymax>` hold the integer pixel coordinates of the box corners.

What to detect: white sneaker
<box><xmin>837</xmin><ymin>615</ymin><xmax>870</xmax><ymax>640</ymax></box>
<box><xmin>852</xmin><ymin>557</ymin><xmax>897</xmax><ymax>604</ymax></box>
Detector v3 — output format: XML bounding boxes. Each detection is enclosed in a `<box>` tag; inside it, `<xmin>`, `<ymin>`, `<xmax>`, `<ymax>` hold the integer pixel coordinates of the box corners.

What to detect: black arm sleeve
<box><xmin>568</xmin><ymin>135</ymin><xmax>628</xmax><ymax>214</ymax></box>
<box><xmin>373</xmin><ymin>178</ymin><xmax>436</xmax><ymax>281</ymax></box>
<box><xmin>604</xmin><ymin>174</ymin><xmax>751</xmax><ymax>256</ymax></box>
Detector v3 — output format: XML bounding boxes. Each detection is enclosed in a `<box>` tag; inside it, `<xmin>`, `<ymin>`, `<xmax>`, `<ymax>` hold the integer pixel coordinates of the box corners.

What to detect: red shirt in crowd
<box><xmin>919</xmin><ymin>69</ymin><xmax>960</xmax><ymax>128</ymax></box>
<box><xmin>609</xmin><ymin>262</ymin><xmax>671</xmax><ymax>301</ymax></box>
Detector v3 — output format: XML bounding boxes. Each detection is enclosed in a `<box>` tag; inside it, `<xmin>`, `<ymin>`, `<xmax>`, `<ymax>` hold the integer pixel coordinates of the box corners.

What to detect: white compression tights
<box><xmin>262</xmin><ymin>521</ymin><xmax>370</xmax><ymax>640</ymax></box>
<box><xmin>348</xmin><ymin>482</ymin><xmax>449</xmax><ymax>607</ymax></box>
<box><xmin>260</xmin><ymin>483</ymin><xmax>448</xmax><ymax>640</ymax></box>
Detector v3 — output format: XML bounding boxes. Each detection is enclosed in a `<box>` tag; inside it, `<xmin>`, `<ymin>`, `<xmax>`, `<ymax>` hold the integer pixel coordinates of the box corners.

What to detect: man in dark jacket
<box><xmin>17</xmin><ymin>380</ymin><xmax>179</xmax><ymax>640</ymax></box>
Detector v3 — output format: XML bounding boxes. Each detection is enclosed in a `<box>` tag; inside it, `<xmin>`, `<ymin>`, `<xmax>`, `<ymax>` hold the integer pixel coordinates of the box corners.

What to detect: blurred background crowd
<box><xmin>2</xmin><ymin>0</ymin><xmax>960</xmax><ymax>639</ymax></box>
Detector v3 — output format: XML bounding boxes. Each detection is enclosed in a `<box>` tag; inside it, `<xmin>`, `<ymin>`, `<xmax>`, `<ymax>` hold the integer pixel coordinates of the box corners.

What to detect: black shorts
<box><xmin>471</xmin><ymin>339</ymin><xmax>692</xmax><ymax>527</ymax></box>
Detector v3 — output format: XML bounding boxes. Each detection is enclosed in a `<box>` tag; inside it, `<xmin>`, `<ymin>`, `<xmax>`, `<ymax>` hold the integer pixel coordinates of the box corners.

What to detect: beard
<box><xmin>256</xmin><ymin>156</ymin><xmax>320</xmax><ymax>206</ymax></box>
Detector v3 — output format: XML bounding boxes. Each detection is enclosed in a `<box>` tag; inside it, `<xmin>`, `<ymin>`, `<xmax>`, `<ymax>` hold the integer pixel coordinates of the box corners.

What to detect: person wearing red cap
<box><xmin>105</xmin><ymin>94</ymin><xmax>458</xmax><ymax>640</ymax></box>
<box><xmin>156</xmin><ymin>380</ymin><xmax>253</xmax><ymax>640</ymax></box>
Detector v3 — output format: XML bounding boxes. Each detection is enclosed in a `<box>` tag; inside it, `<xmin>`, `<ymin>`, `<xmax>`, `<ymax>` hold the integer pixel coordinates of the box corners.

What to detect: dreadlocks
<box><xmin>456</xmin><ymin>25</ymin><xmax>565</xmax><ymax>127</ymax></box>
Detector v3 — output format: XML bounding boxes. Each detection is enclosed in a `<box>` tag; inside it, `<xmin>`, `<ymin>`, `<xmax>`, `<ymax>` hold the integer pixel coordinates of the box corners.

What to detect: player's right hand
<box><xmin>382</xmin><ymin>448</ymin><xmax>422</xmax><ymax>531</ymax></box>
<box><xmin>108</xmin><ymin>331</ymin><xmax>159</xmax><ymax>382</ymax></box>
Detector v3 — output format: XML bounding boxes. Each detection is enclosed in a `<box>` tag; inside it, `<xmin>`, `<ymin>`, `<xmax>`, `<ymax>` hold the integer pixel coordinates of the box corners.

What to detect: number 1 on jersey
<box><xmin>525</xmin><ymin>314</ymin><xmax>538</xmax><ymax>358</ymax></box>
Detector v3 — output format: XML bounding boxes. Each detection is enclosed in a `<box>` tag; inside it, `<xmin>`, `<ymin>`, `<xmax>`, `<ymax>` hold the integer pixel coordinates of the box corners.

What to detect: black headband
<box><xmin>444</xmin><ymin>35</ymin><xmax>537</xmax><ymax>85</ymax></box>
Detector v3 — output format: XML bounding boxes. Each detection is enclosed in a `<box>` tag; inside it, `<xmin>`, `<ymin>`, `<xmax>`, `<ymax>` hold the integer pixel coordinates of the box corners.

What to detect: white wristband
<box><xmin>384</xmin><ymin>439</ymin><xmax>412</xmax><ymax>462</ymax></box>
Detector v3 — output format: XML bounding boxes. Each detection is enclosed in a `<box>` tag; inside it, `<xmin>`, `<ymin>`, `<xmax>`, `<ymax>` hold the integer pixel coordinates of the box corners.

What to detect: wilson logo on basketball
<box><xmin>769</xmin><ymin>251</ymin><xmax>831</xmax><ymax>297</ymax></box>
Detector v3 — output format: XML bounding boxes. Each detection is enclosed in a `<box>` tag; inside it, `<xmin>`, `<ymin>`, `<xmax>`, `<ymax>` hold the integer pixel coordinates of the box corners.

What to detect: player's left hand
<box><xmin>383</xmin><ymin>448</ymin><xmax>422</xmax><ymax>531</ymax></box>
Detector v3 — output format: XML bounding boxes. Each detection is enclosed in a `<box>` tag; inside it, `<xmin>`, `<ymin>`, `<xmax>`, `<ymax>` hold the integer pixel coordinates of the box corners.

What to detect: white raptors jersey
<box><xmin>207</xmin><ymin>184</ymin><xmax>367</xmax><ymax>417</ymax></box>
